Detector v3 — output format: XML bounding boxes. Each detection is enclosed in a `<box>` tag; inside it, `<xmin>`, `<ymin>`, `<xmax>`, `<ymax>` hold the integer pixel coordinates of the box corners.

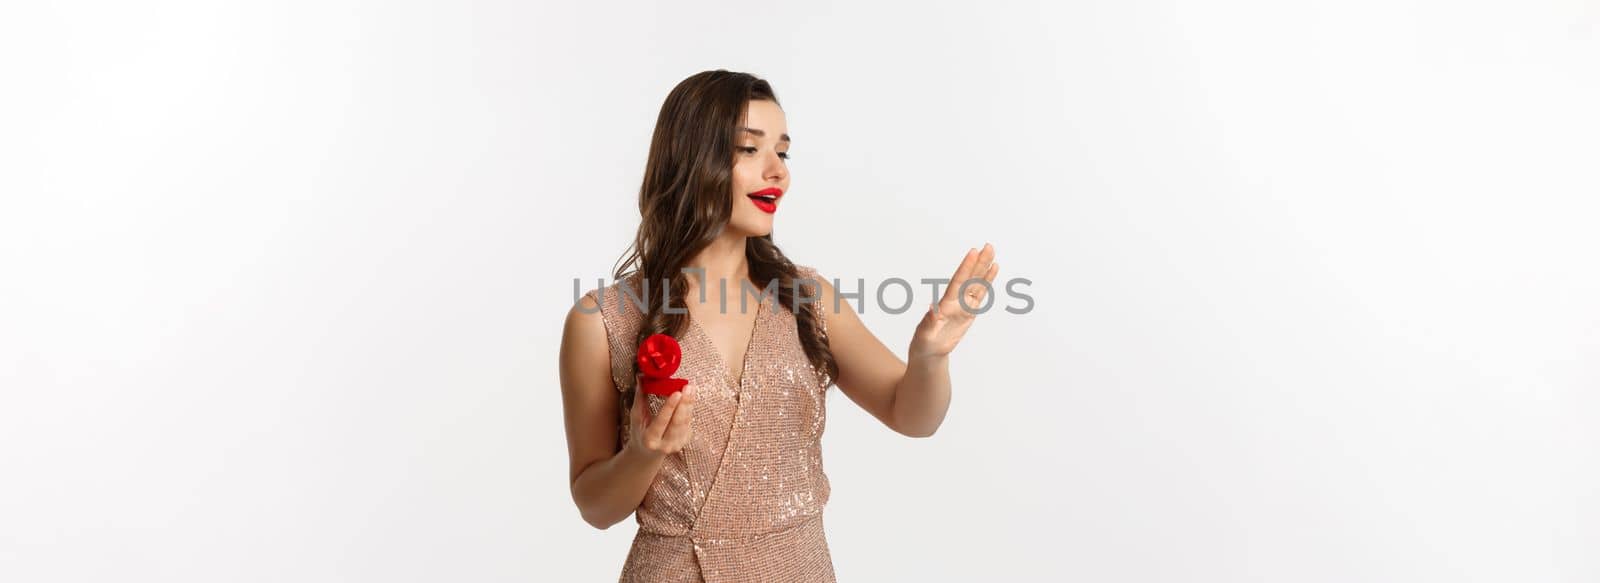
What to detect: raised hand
<box><xmin>626</xmin><ymin>381</ymin><xmax>696</xmax><ymax>459</ymax></box>
<box><xmin>909</xmin><ymin>242</ymin><xmax>999</xmax><ymax>361</ymax></box>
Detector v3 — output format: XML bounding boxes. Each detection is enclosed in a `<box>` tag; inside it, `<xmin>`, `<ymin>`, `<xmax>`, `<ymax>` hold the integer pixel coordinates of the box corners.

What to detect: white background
<box><xmin>3</xmin><ymin>1</ymin><xmax>1597</xmax><ymax>581</ymax></box>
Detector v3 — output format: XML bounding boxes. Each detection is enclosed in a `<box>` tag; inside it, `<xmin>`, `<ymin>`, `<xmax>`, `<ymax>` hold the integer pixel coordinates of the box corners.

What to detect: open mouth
<box><xmin>747</xmin><ymin>188</ymin><xmax>782</xmax><ymax>213</ymax></box>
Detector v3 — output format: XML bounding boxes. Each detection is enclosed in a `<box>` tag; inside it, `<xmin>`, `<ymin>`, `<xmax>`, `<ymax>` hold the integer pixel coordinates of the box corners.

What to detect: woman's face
<box><xmin>726</xmin><ymin>99</ymin><xmax>790</xmax><ymax>237</ymax></box>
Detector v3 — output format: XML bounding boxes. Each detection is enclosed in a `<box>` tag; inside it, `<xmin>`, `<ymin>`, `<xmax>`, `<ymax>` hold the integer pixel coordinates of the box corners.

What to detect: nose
<box><xmin>764</xmin><ymin>151</ymin><xmax>787</xmax><ymax>182</ymax></box>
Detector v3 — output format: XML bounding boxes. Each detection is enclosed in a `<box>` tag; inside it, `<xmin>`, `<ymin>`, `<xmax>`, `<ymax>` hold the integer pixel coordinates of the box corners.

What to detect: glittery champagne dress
<box><xmin>581</xmin><ymin>265</ymin><xmax>836</xmax><ymax>582</ymax></box>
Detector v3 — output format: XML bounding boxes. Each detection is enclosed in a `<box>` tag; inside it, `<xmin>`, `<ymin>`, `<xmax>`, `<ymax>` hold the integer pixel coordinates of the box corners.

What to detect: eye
<box><xmin>738</xmin><ymin>146</ymin><xmax>790</xmax><ymax>161</ymax></box>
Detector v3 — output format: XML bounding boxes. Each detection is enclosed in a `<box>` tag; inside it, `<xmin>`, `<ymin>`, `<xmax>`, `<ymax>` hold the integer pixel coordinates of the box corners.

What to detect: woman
<box><xmin>559</xmin><ymin>69</ymin><xmax>999</xmax><ymax>582</ymax></box>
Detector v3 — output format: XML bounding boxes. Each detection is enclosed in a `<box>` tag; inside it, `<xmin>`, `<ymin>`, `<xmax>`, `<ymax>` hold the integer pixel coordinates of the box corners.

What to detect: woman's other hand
<box><xmin>909</xmin><ymin>242</ymin><xmax>998</xmax><ymax>361</ymax></box>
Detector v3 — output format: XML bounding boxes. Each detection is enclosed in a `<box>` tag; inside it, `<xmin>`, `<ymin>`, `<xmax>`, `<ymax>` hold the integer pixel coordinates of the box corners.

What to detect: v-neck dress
<box><xmin>581</xmin><ymin>265</ymin><xmax>836</xmax><ymax>582</ymax></box>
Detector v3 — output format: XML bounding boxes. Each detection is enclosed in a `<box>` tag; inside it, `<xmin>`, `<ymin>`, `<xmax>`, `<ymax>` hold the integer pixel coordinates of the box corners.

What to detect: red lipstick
<box><xmin>747</xmin><ymin>187</ymin><xmax>783</xmax><ymax>214</ymax></box>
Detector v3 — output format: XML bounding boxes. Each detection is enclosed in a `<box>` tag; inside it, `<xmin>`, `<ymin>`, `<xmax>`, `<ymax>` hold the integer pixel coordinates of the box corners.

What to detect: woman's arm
<box><xmin>810</xmin><ymin>244</ymin><xmax>998</xmax><ymax>438</ymax></box>
<box><xmin>560</xmin><ymin>294</ymin><xmax>697</xmax><ymax>529</ymax></box>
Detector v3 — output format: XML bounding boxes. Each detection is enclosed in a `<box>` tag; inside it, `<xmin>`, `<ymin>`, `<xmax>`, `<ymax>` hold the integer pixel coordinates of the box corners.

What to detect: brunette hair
<box><xmin>612</xmin><ymin>69</ymin><xmax>838</xmax><ymax>413</ymax></box>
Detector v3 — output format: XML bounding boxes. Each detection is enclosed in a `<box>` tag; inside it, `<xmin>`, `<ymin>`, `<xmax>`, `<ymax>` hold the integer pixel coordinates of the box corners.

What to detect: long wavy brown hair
<box><xmin>611</xmin><ymin>69</ymin><xmax>838</xmax><ymax>414</ymax></box>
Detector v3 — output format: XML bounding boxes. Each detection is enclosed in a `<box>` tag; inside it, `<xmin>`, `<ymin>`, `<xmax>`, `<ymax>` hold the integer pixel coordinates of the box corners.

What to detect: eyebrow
<box><xmin>738</xmin><ymin>127</ymin><xmax>791</xmax><ymax>142</ymax></box>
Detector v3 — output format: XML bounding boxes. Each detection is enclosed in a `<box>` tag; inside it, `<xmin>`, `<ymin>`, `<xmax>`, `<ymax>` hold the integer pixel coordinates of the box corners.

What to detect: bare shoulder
<box><xmin>566</xmin><ymin>290</ymin><xmax>604</xmax><ymax>334</ymax></box>
<box><xmin>562</xmin><ymin>291</ymin><xmax>610</xmax><ymax>379</ymax></box>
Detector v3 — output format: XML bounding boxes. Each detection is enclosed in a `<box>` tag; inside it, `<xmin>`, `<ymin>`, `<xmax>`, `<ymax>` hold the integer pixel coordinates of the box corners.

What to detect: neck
<box><xmin>686</xmin><ymin>231</ymin><xmax>750</xmax><ymax>294</ymax></box>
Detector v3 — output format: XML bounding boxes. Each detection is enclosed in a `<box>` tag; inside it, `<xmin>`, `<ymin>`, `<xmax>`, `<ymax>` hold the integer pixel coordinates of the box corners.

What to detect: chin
<box><xmin>729</xmin><ymin>218</ymin><xmax>774</xmax><ymax>237</ymax></box>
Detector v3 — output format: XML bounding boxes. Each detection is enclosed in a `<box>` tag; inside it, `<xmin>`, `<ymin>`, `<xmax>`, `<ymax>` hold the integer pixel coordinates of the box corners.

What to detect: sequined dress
<box><xmin>581</xmin><ymin>265</ymin><xmax>836</xmax><ymax>582</ymax></box>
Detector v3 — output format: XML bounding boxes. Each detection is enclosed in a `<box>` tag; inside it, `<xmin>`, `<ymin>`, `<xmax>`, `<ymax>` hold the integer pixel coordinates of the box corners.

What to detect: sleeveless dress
<box><xmin>581</xmin><ymin>265</ymin><xmax>837</xmax><ymax>582</ymax></box>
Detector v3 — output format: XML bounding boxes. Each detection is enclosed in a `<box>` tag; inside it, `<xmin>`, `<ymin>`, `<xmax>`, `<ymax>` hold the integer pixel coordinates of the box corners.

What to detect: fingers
<box><xmin>944</xmin><ymin>243</ymin><xmax>998</xmax><ymax>311</ymax></box>
<box><xmin>963</xmin><ymin>260</ymin><xmax>999</xmax><ymax>309</ymax></box>
<box><xmin>969</xmin><ymin>242</ymin><xmax>995</xmax><ymax>284</ymax></box>
<box><xmin>640</xmin><ymin>385</ymin><xmax>697</xmax><ymax>453</ymax></box>
<box><xmin>663</xmin><ymin>386</ymin><xmax>695</xmax><ymax>441</ymax></box>
<box><xmin>940</xmin><ymin>247</ymin><xmax>979</xmax><ymax>307</ymax></box>
<box><xmin>645</xmin><ymin>390</ymin><xmax>683</xmax><ymax>443</ymax></box>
